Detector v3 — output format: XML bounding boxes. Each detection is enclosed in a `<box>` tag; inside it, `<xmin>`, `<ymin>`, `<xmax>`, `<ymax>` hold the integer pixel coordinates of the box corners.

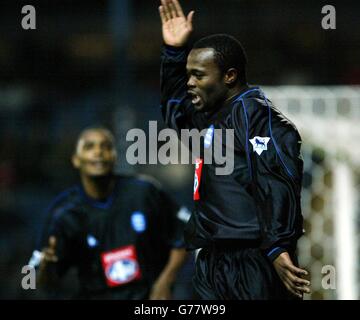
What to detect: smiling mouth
<box><xmin>89</xmin><ymin>161</ymin><xmax>108</xmax><ymax>168</ymax></box>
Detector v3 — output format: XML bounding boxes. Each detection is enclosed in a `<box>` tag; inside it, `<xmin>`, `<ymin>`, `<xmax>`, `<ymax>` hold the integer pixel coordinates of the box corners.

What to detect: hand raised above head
<box><xmin>159</xmin><ymin>0</ymin><xmax>195</xmax><ymax>47</ymax></box>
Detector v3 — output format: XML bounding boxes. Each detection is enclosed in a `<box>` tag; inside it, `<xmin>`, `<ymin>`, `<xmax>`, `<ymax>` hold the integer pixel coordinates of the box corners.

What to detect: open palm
<box><xmin>159</xmin><ymin>0</ymin><xmax>194</xmax><ymax>47</ymax></box>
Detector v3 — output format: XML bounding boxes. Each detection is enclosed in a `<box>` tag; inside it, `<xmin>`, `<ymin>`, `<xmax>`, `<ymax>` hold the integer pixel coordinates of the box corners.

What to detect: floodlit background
<box><xmin>0</xmin><ymin>0</ymin><xmax>359</xmax><ymax>299</ymax></box>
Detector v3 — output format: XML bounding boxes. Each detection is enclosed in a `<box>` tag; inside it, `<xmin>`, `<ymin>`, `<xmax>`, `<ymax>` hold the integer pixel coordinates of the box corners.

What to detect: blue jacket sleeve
<box><xmin>236</xmin><ymin>96</ymin><xmax>304</xmax><ymax>262</ymax></box>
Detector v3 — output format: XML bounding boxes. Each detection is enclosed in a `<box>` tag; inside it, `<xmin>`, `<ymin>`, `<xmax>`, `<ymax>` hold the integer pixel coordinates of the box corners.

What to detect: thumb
<box><xmin>48</xmin><ymin>236</ymin><xmax>57</xmax><ymax>250</ymax></box>
<box><xmin>187</xmin><ymin>10</ymin><xmax>195</xmax><ymax>25</ymax></box>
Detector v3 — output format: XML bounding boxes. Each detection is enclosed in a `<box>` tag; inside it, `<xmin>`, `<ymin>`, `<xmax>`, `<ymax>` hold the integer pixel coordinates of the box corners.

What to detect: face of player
<box><xmin>186</xmin><ymin>48</ymin><xmax>229</xmax><ymax>112</ymax></box>
<box><xmin>72</xmin><ymin>130</ymin><xmax>117</xmax><ymax>178</ymax></box>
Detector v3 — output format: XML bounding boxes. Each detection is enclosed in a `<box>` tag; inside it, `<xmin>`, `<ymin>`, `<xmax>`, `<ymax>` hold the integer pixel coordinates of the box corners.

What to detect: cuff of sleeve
<box><xmin>265</xmin><ymin>247</ymin><xmax>287</xmax><ymax>262</ymax></box>
<box><xmin>28</xmin><ymin>250</ymin><xmax>43</xmax><ymax>269</ymax></box>
<box><xmin>170</xmin><ymin>239</ymin><xmax>186</xmax><ymax>249</ymax></box>
<box><xmin>163</xmin><ymin>44</ymin><xmax>187</xmax><ymax>57</ymax></box>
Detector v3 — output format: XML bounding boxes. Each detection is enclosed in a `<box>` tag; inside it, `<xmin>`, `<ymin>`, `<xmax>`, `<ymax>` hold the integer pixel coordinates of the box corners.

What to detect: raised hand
<box><xmin>159</xmin><ymin>0</ymin><xmax>194</xmax><ymax>47</ymax></box>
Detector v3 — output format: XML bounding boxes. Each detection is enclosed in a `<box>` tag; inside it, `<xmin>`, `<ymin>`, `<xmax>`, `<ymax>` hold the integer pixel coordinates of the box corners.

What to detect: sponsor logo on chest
<box><xmin>100</xmin><ymin>245</ymin><xmax>141</xmax><ymax>287</ymax></box>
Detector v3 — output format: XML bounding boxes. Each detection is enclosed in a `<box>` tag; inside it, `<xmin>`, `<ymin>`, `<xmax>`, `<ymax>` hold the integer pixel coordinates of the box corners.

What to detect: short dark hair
<box><xmin>193</xmin><ymin>34</ymin><xmax>247</xmax><ymax>84</ymax></box>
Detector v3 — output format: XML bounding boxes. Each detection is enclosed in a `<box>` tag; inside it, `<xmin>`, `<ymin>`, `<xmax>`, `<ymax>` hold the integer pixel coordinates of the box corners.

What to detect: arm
<box><xmin>36</xmin><ymin>236</ymin><xmax>60</xmax><ymax>289</ymax></box>
<box><xmin>235</xmin><ymin>99</ymin><xmax>310</xmax><ymax>298</ymax></box>
<box><xmin>255</xmin><ymin>129</ymin><xmax>303</xmax><ymax>252</ymax></box>
<box><xmin>159</xmin><ymin>0</ymin><xmax>204</xmax><ymax>131</ymax></box>
<box><xmin>256</xmin><ymin>128</ymin><xmax>310</xmax><ymax>298</ymax></box>
<box><xmin>148</xmin><ymin>179</ymin><xmax>190</xmax><ymax>299</ymax></box>
<box><xmin>149</xmin><ymin>248</ymin><xmax>188</xmax><ymax>300</ymax></box>
<box><xmin>29</xmin><ymin>207</ymin><xmax>74</xmax><ymax>292</ymax></box>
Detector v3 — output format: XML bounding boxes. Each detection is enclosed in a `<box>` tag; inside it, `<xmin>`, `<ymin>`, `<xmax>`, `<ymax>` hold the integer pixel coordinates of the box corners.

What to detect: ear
<box><xmin>224</xmin><ymin>68</ymin><xmax>238</xmax><ymax>85</ymax></box>
<box><xmin>72</xmin><ymin>154</ymin><xmax>80</xmax><ymax>169</ymax></box>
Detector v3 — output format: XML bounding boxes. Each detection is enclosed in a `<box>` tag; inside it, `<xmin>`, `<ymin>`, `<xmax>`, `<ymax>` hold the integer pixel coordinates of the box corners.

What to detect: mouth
<box><xmin>89</xmin><ymin>160</ymin><xmax>109</xmax><ymax>169</ymax></box>
<box><xmin>188</xmin><ymin>91</ymin><xmax>202</xmax><ymax>106</ymax></box>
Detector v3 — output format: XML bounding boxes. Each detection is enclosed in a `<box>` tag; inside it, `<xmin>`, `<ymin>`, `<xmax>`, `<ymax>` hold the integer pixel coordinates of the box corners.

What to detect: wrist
<box><xmin>164</xmin><ymin>44</ymin><xmax>187</xmax><ymax>54</ymax></box>
<box><xmin>164</xmin><ymin>42</ymin><xmax>186</xmax><ymax>47</ymax></box>
<box><xmin>266</xmin><ymin>247</ymin><xmax>287</xmax><ymax>263</ymax></box>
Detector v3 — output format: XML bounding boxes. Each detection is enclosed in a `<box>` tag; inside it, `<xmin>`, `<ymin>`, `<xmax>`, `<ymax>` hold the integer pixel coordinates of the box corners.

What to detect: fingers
<box><xmin>286</xmin><ymin>270</ymin><xmax>310</xmax><ymax>286</ymax></box>
<box><xmin>294</xmin><ymin>276</ymin><xmax>311</xmax><ymax>287</ymax></box>
<box><xmin>284</xmin><ymin>281</ymin><xmax>303</xmax><ymax>299</ymax></box>
<box><xmin>49</xmin><ymin>236</ymin><xmax>57</xmax><ymax>249</ymax></box>
<box><xmin>290</xmin><ymin>279</ymin><xmax>311</xmax><ymax>294</ymax></box>
<box><xmin>296</xmin><ymin>285</ymin><xmax>311</xmax><ymax>294</ymax></box>
<box><xmin>277</xmin><ymin>267</ymin><xmax>311</xmax><ymax>298</ymax></box>
<box><xmin>173</xmin><ymin>0</ymin><xmax>185</xmax><ymax>18</ymax></box>
<box><xmin>287</xmin><ymin>263</ymin><xmax>308</xmax><ymax>276</ymax></box>
<box><xmin>168</xmin><ymin>0</ymin><xmax>178</xmax><ymax>19</ymax></box>
<box><xmin>159</xmin><ymin>6</ymin><xmax>167</xmax><ymax>24</ymax></box>
<box><xmin>274</xmin><ymin>254</ymin><xmax>311</xmax><ymax>298</ymax></box>
<box><xmin>284</xmin><ymin>271</ymin><xmax>311</xmax><ymax>295</ymax></box>
<box><xmin>289</xmin><ymin>281</ymin><xmax>310</xmax><ymax>296</ymax></box>
<box><xmin>282</xmin><ymin>275</ymin><xmax>307</xmax><ymax>298</ymax></box>
<box><xmin>287</xmin><ymin>266</ymin><xmax>311</xmax><ymax>294</ymax></box>
<box><xmin>41</xmin><ymin>236</ymin><xmax>58</xmax><ymax>263</ymax></box>
<box><xmin>160</xmin><ymin>0</ymin><xmax>171</xmax><ymax>21</ymax></box>
<box><xmin>160</xmin><ymin>0</ymin><xmax>185</xmax><ymax>20</ymax></box>
<box><xmin>160</xmin><ymin>0</ymin><xmax>177</xmax><ymax>20</ymax></box>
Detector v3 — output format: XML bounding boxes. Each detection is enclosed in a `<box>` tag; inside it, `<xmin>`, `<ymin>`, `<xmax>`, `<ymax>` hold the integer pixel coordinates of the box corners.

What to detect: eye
<box><xmin>83</xmin><ymin>142</ymin><xmax>94</xmax><ymax>150</ymax></box>
<box><xmin>187</xmin><ymin>71</ymin><xmax>205</xmax><ymax>80</ymax></box>
<box><xmin>102</xmin><ymin>142</ymin><xmax>113</xmax><ymax>150</ymax></box>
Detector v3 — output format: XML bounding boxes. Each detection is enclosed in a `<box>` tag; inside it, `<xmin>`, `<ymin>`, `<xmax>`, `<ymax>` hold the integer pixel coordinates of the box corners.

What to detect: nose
<box><xmin>93</xmin><ymin>144</ymin><xmax>103</xmax><ymax>157</ymax></box>
<box><xmin>187</xmin><ymin>75</ymin><xmax>196</xmax><ymax>88</ymax></box>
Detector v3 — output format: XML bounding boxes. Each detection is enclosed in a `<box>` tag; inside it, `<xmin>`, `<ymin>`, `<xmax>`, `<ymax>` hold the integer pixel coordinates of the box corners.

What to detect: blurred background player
<box><xmin>28</xmin><ymin>126</ymin><xmax>189</xmax><ymax>299</ymax></box>
<box><xmin>158</xmin><ymin>0</ymin><xmax>311</xmax><ymax>299</ymax></box>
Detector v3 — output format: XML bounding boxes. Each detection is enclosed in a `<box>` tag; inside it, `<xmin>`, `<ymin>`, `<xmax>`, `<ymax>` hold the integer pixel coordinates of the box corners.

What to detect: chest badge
<box><xmin>101</xmin><ymin>245</ymin><xmax>141</xmax><ymax>287</ymax></box>
<box><xmin>131</xmin><ymin>211</ymin><xmax>147</xmax><ymax>233</ymax></box>
<box><xmin>249</xmin><ymin>136</ymin><xmax>271</xmax><ymax>156</ymax></box>
<box><xmin>87</xmin><ymin>234</ymin><xmax>98</xmax><ymax>247</ymax></box>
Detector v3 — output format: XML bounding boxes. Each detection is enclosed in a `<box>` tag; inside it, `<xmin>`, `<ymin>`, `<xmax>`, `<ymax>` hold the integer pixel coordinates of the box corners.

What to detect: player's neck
<box><xmin>225</xmin><ymin>84</ymin><xmax>249</xmax><ymax>103</ymax></box>
<box><xmin>80</xmin><ymin>174</ymin><xmax>116</xmax><ymax>201</ymax></box>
